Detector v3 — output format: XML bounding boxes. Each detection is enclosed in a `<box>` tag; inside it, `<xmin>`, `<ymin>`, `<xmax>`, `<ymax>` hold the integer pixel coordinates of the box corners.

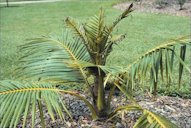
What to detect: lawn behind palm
<box><xmin>0</xmin><ymin>0</ymin><xmax>190</xmax><ymax>89</ymax></box>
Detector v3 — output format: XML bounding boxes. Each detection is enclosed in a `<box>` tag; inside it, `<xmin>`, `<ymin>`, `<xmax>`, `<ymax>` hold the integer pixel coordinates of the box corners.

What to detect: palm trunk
<box><xmin>91</xmin><ymin>54</ymin><xmax>108</xmax><ymax>118</ymax></box>
<box><xmin>92</xmin><ymin>73</ymin><xmax>108</xmax><ymax>118</ymax></box>
<box><xmin>97</xmin><ymin>72</ymin><xmax>107</xmax><ymax>117</ymax></box>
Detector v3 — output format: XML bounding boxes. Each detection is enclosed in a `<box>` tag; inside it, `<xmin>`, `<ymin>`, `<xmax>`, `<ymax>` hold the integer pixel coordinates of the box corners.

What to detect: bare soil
<box><xmin>113</xmin><ymin>0</ymin><xmax>191</xmax><ymax>17</ymax></box>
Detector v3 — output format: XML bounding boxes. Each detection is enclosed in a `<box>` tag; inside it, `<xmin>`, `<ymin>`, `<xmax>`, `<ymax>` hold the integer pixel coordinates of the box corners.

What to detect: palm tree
<box><xmin>0</xmin><ymin>4</ymin><xmax>190</xmax><ymax>128</ymax></box>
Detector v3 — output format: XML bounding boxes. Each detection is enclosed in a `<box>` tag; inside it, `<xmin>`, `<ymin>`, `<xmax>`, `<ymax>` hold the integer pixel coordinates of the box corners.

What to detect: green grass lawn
<box><xmin>0</xmin><ymin>0</ymin><xmax>190</xmax><ymax>90</ymax></box>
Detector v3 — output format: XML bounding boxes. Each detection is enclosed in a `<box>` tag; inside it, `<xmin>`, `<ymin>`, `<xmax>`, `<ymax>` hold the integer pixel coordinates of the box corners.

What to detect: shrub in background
<box><xmin>177</xmin><ymin>0</ymin><xmax>186</xmax><ymax>10</ymax></box>
<box><xmin>155</xmin><ymin>0</ymin><xmax>169</xmax><ymax>9</ymax></box>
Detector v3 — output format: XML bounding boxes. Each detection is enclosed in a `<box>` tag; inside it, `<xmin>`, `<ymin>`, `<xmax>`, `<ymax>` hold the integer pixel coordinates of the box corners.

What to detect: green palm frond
<box><xmin>64</xmin><ymin>4</ymin><xmax>133</xmax><ymax>65</ymax></box>
<box><xmin>64</xmin><ymin>17</ymin><xmax>97</xmax><ymax>59</ymax></box>
<box><xmin>133</xmin><ymin>109</ymin><xmax>178</xmax><ymax>128</ymax></box>
<box><xmin>84</xmin><ymin>8</ymin><xmax>109</xmax><ymax>53</ymax></box>
<box><xmin>0</xmin><ymin>80</ymin><xmax>70</xmax><ymax>128</ymax></box>
<box><xmin>109</xmin><ymin>34</ymin><xmax>126</xmax><ymax>44</ymax></box>
<box><xmin>65</xmin><ymin>17</ymin><xmax>87</xmax><ymax>45</ymax></box>
<box><xmin>85</xmin><ymin>8</ymin><xmax>105</xmax><ymax>40</ymax></box>
<box><xmin>99</xmin><ymin>65</ymin><xmax>126</xmax><ymax>77</ymax></box>
<box><xmin>68</xmin><ymin>60</ymin><xmax>127</xmax><ymax>77</ymax></box>
<box><xmin>108</xmin><ymin>105</ymin><xmax>142</xmax><ymax>121</ymax></box>
<box><xmin>127</xmin><ymin>36</ymin><xmax>191</xmax><ymax>92</ymax></box>
<box><xmin>104</xmin><ymin>34</ymin><xmax>126</xmax><ymax>57</ymax></box>
<box><xmin>15</xmin><ymin>35</ymin><xmax>90</xmax><ymax>83</ymax></box>
<box><xmin>109</xmin><ymin>3</ymin><xmax>134</xmax><ymax>33</ymax></box>
<box><xmin>65</xmin><ymin>9</ymin><xmax>108</xmax><ymax>54</ymax></box>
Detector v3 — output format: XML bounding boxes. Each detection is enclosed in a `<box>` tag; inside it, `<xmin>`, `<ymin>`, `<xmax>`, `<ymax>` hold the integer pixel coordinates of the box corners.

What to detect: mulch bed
<box><xmin>18</xmin><ymin>93</ymin><xmax>191</xmax><ymax>128</ymax></box>
<box><xmin>113</xmin><ymin>0</ymin><xmax>191</xmax><ymax>17</ymax></box>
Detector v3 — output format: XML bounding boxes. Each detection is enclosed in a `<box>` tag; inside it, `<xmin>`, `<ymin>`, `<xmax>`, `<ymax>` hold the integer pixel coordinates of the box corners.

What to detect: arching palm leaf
<box><xmin>65</xmin><ymin>17</ymin><xmax>88</xmax><ymax>45</ymax></box>
<box><xmin>127</xmin><ymin>36</ymin><xmax>191</xmax><ymax>93</ymax></box>
<box><xmin>0</xmin><ymin>80</ymin><xmax>70</xmax><ymax>128</ymax></box>
<box><xmin>108</xmin><ymin>3</ymin><xmax>134</xmax><ymax>33</ymax></box>
<box><xmin>108</xmin><ymin>82</ymin><xmax>178</xmax><ymax>128</ymax></box>
<box><xmin>133</xmin><ymin>109</ymin><xmax>178</xmax><ymax>128</ymax></box>
<box><xmin>0</xmin><ymin>80</ymin><xmax>98</xmax><ymax>128</ymax></box>
<box><xmin>15</xmin><ymin>35</ymin><xmax>90</xmax><ymax>83</ymax></box>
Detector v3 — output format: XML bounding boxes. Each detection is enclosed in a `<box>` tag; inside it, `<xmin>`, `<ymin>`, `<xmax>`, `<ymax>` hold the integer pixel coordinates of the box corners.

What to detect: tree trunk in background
<box><xmin>179</xmin><ymin>4</ymin><xmax>183</xmax><ymax>10</ymax></box>
<box><xmin>6</xmin><ymin>0</ymin><xmax>9</xmax><ymax>7</ymax></box>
